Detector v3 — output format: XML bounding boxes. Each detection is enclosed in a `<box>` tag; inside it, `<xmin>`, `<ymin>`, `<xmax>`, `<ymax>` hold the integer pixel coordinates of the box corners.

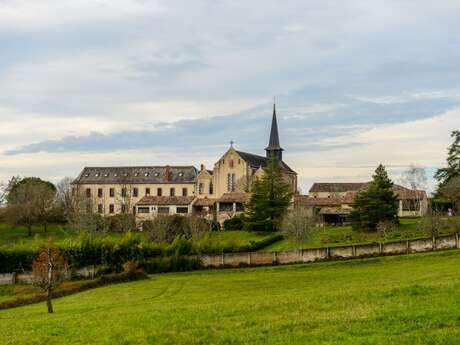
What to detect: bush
<box><xmin>140</xmin><ymin>256</ymin><xmax>202</xmax><ymax>274</ymax></box>
<box><xmin>106</xmin><ymin>214</ymin><xmax>136</xmax><ymax>233</ymax></box>
<box><xmin>223</xmin><ymin>215</ymin><xmax>244</xmax><ymax>231</ymax></box>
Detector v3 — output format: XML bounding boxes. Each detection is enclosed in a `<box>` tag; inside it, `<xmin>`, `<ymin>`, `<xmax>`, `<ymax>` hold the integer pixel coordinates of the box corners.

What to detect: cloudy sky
<box><xmin>0</xmin><ymin>0</ymin><xmax>459</xmax><ymax>193</ymax></box>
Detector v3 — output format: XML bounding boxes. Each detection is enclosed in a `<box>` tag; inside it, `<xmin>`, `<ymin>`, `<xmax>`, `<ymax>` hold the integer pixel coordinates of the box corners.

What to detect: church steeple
<box><xmin>265</xmin><ymin>103</ymin><xmax>283</xmax><ymax>162</ymax></box>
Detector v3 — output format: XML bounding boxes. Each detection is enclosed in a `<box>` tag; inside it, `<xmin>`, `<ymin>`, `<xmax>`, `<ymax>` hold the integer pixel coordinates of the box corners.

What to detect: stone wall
<box><xmin>201</xmin><ymin>233</ymin><xmax>460</xmax><ymax>268</ymax></box>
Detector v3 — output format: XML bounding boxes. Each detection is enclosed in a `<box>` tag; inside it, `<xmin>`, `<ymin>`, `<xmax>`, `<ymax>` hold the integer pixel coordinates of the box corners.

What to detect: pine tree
<box><xmin>435</xmin><ymin>130</ymin><xmax>460</xmax><ymax>188</ymax></box>
<box><xmin>243</xmin><ymin>157</ymin><xmax>293</xmax><ymax>232</ymax></box>
<box><xmin>350</xmin><ymin>164</ymin><xmax>399</xmax><ymax>231</ymax></box>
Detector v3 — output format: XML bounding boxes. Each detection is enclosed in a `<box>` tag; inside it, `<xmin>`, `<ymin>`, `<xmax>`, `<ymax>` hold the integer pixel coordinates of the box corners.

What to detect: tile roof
<box><xmin>136</xmin><ymin>196</ymin><xmax>196</xmax><ymax>206</ymax></box>
<box><xmin>235</xmin><ymin>150</ymin><xmax>296</xmax><ymax>174</ymax></box>
<box><xmin>309</xmin><ymin>182</ymin><xmax>368</xmax><ymax>193</ymax></box>
<box><xmin>73</xmin><ymin>166</ymin><xmax>198</xmax><ymax>184</ymax></box>
<box><xmin>194</xmin><ymin>197</ymin><xmax>218</xmax><ymax>206</ymax></box>
<box><xmin>218</xmin><ymin>192</ymin><xmax>251</xmax><ymax>203</ymax></box>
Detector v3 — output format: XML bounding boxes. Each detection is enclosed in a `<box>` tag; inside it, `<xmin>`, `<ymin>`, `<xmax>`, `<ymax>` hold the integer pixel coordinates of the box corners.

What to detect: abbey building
<box><xmin>72</xmin><ymin>105</ymin><xmax>297</xmax><ymax>221</ymax></box>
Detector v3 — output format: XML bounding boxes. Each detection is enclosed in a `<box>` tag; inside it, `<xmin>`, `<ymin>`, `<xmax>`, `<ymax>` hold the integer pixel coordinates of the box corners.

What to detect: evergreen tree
<box><xmin>243</xmin><ymin>157</ymin><xmax>293</xmax><ymax>231</ymax></box>
<box><xmin>350</xmin><ymin>164</ymin><xmax>399</xmax><ymax>231</ymax></box>
<box><xmin>435</xmin><ymin>130</ymin><xmax>460</xmax><ymax>189</ymax></box>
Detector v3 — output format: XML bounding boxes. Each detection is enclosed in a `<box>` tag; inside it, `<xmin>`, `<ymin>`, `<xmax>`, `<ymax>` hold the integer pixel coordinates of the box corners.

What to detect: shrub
<box><xmin>223</xmin><ymin>215</ymin><xmax>244</xmax><ymax>231</ymax></box>
<box><xmin>106</xmin><ymin>214</ymin><xmax>136</xmax><ymax>233</ymax></box>
<box><xmin>140</xmin><ymin>256</ymin><xmax>201</xmax><ymax>274</ymax></box>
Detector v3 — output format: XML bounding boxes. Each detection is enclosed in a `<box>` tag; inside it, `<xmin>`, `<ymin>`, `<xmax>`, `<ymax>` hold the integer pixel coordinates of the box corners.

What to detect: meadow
<box><xmin>1</xmin><ymin>250</ymin><xmax>460</xmax><ymax>344</ymax></box>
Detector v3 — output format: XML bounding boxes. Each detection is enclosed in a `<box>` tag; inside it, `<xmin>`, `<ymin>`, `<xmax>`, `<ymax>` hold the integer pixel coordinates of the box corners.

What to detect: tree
<box><xmin>244</xmin><ymin>157</ymin><xmax>293</xmax><ymax>231</ymax></box>
<box><xmin>32</xmin><ymin>240</ymin><xmax>68</xmax><ymax>314</ymax></box>
<box><xmin>439</xmin><ymin>176</ymin><xmax>460</xmax><ymax>214</ymax></box>
<box><xmin>435</xmin><ymin>130</ymin><xmax>460</xmax><ymax>188</ymax></box>
<box><xmin>402</xmin><ymin>165</ymin><xmax>428</xmax><ymax>214</ymax></box>
<box><xmin>282</xmin><ymin>208</ymin><xmax>317</xmax><ymax>250</ymax></box>
<box><xmin>350</xmin><ymin>164</ymin><xmax>399</xmax><ymax>231</ymax></box>
<box><xmin>5</xmin><ymin>177</ymin><xmax>57</xmax><ymax>235</ymax></box>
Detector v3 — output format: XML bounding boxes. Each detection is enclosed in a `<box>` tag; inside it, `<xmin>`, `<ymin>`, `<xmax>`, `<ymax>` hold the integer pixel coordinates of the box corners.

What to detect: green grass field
<box><xmin>263</xmin><ymin>217</ymin><xmax>460</xmax><ymax>251</ymax></box>
<box><xmin>1</xmin><ymin>250</ymin><xmax>460</xmax><ymax>344</ymax></box>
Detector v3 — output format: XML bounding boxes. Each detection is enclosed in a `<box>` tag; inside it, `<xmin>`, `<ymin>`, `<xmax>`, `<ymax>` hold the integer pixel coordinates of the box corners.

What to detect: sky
<box><xmin>0</xmin><ymin>0</ymin><xmax>459</xmax><ymax>194</ymax></box>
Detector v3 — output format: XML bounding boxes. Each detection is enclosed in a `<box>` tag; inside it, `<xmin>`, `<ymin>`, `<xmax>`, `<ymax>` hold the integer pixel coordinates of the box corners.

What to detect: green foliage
<box><xmin>223</xmin><ymin>215</ymin><xmax>244</xmax><ymax>231</ymax></box>
<box><xmin>243</xmin><ymin>157</ymin><xmax>293</xmax><ymax>231</ymax></box>
<box><xmin>435</xmin><ymin>130</ymin><xmax>460</xmax><ymax>188</ymax></box>
<box><xmin>350</xmin><ymin>164</ymin><xmax>399</xmax><ymax>231</ymax></box>
<box><xmin>106</xmin><ymin>214</ymin><xmax>136</xmax><ymax>233</ymax></box>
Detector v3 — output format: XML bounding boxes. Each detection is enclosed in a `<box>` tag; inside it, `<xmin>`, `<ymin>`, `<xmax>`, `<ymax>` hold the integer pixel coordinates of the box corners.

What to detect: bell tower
<box><xmin>265</xmin><ymin>103</ymin><xmax>283</xmax><ymax>162</ymax></box>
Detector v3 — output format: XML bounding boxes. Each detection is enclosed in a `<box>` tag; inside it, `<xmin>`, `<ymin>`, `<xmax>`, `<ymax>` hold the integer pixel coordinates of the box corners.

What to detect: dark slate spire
<box><xmin>265</xmin><ymin>103</ymin><xmax>283</xmax><ymax>162</ymax></box>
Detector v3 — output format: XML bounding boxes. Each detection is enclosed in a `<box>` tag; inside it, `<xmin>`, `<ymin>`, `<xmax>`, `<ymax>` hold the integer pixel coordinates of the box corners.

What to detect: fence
<box><xmin>1</xmin><ymin>233</ymin><xmax>459</xmax><ymax>285</ymax></box>
<box><xmin>200</xmin><ymin>233</ymin><xmax>460</xmax><ymax>268</ymax></box>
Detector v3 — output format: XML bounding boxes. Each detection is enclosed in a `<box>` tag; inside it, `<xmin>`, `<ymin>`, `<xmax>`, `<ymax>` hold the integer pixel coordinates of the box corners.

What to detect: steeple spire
<box><xmin>265</xmin><ymin>102</ymin><xmax>284</xmax><ymax>162</ymax></box>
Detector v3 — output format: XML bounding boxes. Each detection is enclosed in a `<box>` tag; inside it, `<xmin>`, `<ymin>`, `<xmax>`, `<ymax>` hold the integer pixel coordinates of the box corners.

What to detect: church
<box><xmin>72</xmin><ymin>105</ymin><xmax>298</xmax><ymax>222</ymax></box>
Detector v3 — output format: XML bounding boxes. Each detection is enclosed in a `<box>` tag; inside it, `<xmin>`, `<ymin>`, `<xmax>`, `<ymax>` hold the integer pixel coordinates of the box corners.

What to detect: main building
<box><xmin>73</xmin><ymin>105</ymin><xmax>298</xmax><ymax>221</ymax></box>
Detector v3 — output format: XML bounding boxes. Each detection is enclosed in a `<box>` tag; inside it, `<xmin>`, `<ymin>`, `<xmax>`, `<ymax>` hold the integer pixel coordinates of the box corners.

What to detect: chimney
<box><xmin>165</xmin><ymin>165</ymin><xmax>172</xmax><ymax>182</ymax></box>
<box><xmin>200</xmin><ymin>164</ymin><xmax>205</xmax><ymax>171</ymax></box>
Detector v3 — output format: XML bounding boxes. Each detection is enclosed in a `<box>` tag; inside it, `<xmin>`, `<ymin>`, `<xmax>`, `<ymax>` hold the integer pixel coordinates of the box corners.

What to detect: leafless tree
<box><xmin>417</xmin><ymin>208</ymin><xmax>442</xmax><ymax>237</ymax></box>
<box><xmin>282</xmin><ymin>208</ymin><xmax>318</xmax><ymax>250</ymax></box>
<box><xmin>187</xmin><ymin>215</ymin><xmax>210</xmax><ymax>240</ymax></box>
<box><xmin>32</xmin><ymin>241</ymin><xmax>68</xmax><ymax>314</ymax></box>
<box><xmin>376</xmin><ymin>220</ymin><xmax>398</xmax><ymax>241</ymax></box>
<box><xmin>402</xmin><ymin>165</ymin><xmax>428</xmax><ymax>213</ymax></box>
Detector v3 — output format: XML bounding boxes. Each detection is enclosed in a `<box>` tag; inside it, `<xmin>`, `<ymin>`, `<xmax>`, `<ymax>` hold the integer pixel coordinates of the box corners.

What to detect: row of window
<box><xmin>84</xmin><ymin>171</ymin><xmax>185</xmax><ymax>178</ymax></box>
<box><xmin>137</xmin><ymin>206</ymin><xmax>189</xmax><ymax>214</ymax></box>
<box><xmin>198</xmin><ymin>182</ymin><xmax>213</xmax><ymax>195</ymax></box>
<box><xmin>86</xmin><ymin>187</ymin><xmax>189</xmax><ymax>198</ymax></box>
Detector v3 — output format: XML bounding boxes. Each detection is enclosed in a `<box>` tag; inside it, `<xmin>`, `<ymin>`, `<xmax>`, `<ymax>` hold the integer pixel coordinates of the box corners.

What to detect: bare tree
<box><xmin>32</xmin><ymin>241</ymin><xmax>68</xmax><ymax>314</ymax></box>
<box><xmin>187</xmin><ymin>215</ymin><xmax>210</xmax><ymax>240</ymax></box>
<box><xmin>282</xmin><ymin>208</ymin><xmax>318</xmax><ymax>250</ymax></box>
<box><xmin>376</xmin><ymin>220</ymin><xmax>398</xmax><ymax>241</ymax></box>
<box><xmin>402</xmin><ymin>165</ymin><xmax>428</xmax><ymax>213</ymax></box>
<box><xmin>417</xmin><ymin>208</ymin><xmax>442</xmax><ymax>237</ymax></box>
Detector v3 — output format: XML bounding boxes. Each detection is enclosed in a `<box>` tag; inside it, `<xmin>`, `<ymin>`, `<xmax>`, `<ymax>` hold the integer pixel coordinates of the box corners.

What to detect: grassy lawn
<box><xmin>1</xmin><ymin>250</ymin><xmax>460</xmax><ymax>344</ymax></box>
<box><xmin>263</xmin><ymin>217</ymin><xmax>460</xmax><ymax>251</ymax></box>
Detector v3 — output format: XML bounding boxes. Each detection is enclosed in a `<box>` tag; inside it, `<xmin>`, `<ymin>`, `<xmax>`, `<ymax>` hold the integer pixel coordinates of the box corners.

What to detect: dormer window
<box><xmin>154</xmin><ymin>172</ymin><xmax>160</xmax><ymax>177</ymax></box>
<box><xmin>114</xmin><ymin>173</ymin><xmax>118</xmax><ymax>177</ymax></box>
<box><xmin>144</xmin><ymin>172</ymin><xmax>149</xmax><ymax>177</ymax></box>
<box><xmin>104</xmin><ymin>173</ymin><xmax>109</xmax><ymax>177</ymax></box>
<box><xmin>124</xmin><ymin>173</ymin><xmax>128</xmax><ymax>177</ymax></box>
<box><xmin>134</xmin><ymin>172</ymin><xmax>139</xmax><ymax>177</ymax></box>
<box><xmin>84</xmin><ymin>173</ymin><xmax>89</xmax><ymax>177</ymax></box>
<box><xmin>95</xmin><ymin>173</ymin><xmax>100</xmax><ymax>177</ymax></box>
<box><xmin>178</xmin><ymin>172</ymin><xmax>184</xmax><ymax>177</ymax></box>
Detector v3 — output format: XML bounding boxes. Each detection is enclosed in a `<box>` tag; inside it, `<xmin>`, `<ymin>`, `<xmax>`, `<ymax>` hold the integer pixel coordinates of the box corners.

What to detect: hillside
<box><xmin>1</xmin><ymin>250</ymin><xmax>460</xmax><ymax>344</ymax></box>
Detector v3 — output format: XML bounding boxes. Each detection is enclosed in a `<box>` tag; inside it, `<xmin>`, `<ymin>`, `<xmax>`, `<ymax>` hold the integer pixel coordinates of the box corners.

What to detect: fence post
<box><xmin>247</xmin><ymin>252</ymin><xmax>251</xmax><ymax>266</ymax></box>
<box><xmin>11</xmin><ymin>272</ymin><xmax>17</xmax><ymax>285</ymax></box>
<box><xmin>273</xmin><ymin>251</ymin><xmax>278</xmax><ymax>264</ymax></box>
<box><xmin>326</xmin><ymin>247</ymin><xmax>330</xmax><ymax>259</ymax></box>
<box><xmin>379</xmin><ymin>242</ymin><xmax>383</xmax><ymax>254</ymax></box>
<box><xmin>406</xmin><ymin>240</ymin><xmax>410</xmax><ymax>254</ymax></box>
<box><xmin>433</xmin><ymin>236</ymin><xmax>436</xmax><ymax>250</ymax></box>
<box><xmin>352</xmin><ymin>245</ymin><xmax>356</xmax><ymax>257</ymax></box>
<box><xmin>456</xmin><ymin>233</ymin><xmax>459</xmax><ymax>249</ymax></box>
<box><xmin>221</xmin><ymin>253</ymin><xmax>225</xmax><ymax>266</ymax></box>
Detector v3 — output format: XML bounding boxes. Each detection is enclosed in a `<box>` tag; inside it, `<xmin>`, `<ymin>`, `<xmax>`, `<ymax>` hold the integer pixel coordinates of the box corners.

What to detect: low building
<box><xmin>295</xmin><ymin>182</ymin><xmax>428</xmax><ymax>224</ymax></box>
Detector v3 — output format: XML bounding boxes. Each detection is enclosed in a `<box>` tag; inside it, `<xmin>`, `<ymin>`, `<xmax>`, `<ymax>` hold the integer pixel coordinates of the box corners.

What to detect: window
<box><xmin>157</xmin><ymin>188</ymin><xmax>162</xmax><ymax>196</ymax></box>
<box><xmin>229</xmin><ymin>160</ymin><xmax>234</xmax><ymax>168</ymax></box>
<box><xmin>182</xmin><ymin>188</ymin><xmax>188</xmax><ymax>196</ymax></box>
<box><xmin>178</xmin><ymin>172</ymin><xmax>184</xmax><ymax>177</ymax></box>
<box><xmin>198</xmin><ymin>183</ymin><xmax>204</xmax><ymax>195</ymax></box>
<box><xmin>158</xmin><ymin>207</ymin><xmax>169</xmax><ymax>215</ymax></box>
<box><xmin>97</xmin><ymin>188</ymin><xmax>103</xmax><ymax>198</ymax></box>
<box><xmin>133</xmin><ymin>188</ymin><xmax>138</xmax><ymax>197</ymax></box>
<box><xmin>145</xmin><ymin>188</ymin><xmax>150</xmax><ymax>196</ymax></box>
<box><xmin>227</xmin><ymin>173</ymin><xmax>236</xmax><ymax>192</ymax></box>
<box><xmin>176</xmin><ymin>207</ymin><xmax>188</xmax><ymax>214</ymax></box>
<box><xmin>170</xmin><ymin>188</ymin><xmax>175</xmax><ymax>196</ymax></box>
<box><xmin>138</xmin><ymin>207</ymin><xmax>150</xmax><ymax>214</ymax></box>
<box><xmin>121</xmin><ymin>204</ymin><xmax>127</xmax><ymax>213</ymax></box>
<box><xmin>121</xmin><ymin>188</ymin><xmax>127</xmax><ymax>197</ymax></box>
<box><xmin>97</xmin><ymin>204</ymin><xmax>103</xmax><ymax>214</ymax></box>
<box><xmin>109</xmin><ymin>188</ymin><xmax>115</xmax><ymax>197</ymax></box>
<box><xmin>86</xmin><ymin>188</ymin><xmax>91</xmax><ymax>198</ymax></box>
<box><xmin>236</xmin><ymin>203</ymin><xmax>244</xmax><ymax>212</ymax></box>
<box><xmin>209</xmin><ymin>182</ymin><xmax>213</xmax><ymax>195</ymax></box>
<box><xmin>109</xmin><ymin>204</ymin><xmax>114</xmax><ymax>214</ymax></box>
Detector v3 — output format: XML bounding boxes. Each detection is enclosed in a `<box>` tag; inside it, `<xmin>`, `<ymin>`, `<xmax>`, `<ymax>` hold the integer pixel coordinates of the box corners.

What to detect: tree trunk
<box><xmin>44</xmin><ymin>222</ymin><xmax>48</xmax><ymax>233</ymax></box>
<box><xmin>28</xmin><ymin>224</ymin><xmax>32</xmax><ymax>237</ymax></box>
<box><xmin>46</xmin><ymin>288</ymin><xmax>53</xmax><ymax>314</ymax></box>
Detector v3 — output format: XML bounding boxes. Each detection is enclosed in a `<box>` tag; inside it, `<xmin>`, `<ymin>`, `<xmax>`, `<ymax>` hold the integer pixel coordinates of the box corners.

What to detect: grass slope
<box><xmin>264</xmin><ymin>217</ymin><xmax>460</xmax><ymax>251</ymax></box>
<box><xmin>1</xmin><ymin>250</ymin><xmax>460</xmax><ymax>344</ymax></box>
